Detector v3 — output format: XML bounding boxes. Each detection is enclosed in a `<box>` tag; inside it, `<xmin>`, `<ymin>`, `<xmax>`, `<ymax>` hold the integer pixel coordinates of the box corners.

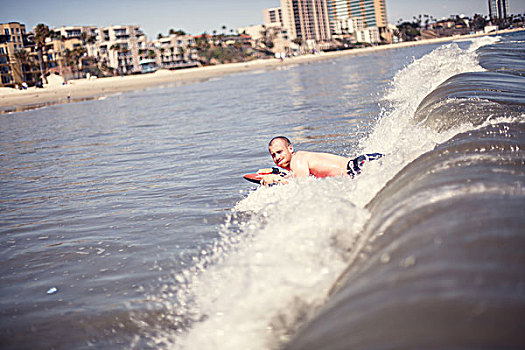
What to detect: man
<box><xmin>260</xmin><ymin>136</ymin><xmax>383</xmax><ymax>185</ymax></box>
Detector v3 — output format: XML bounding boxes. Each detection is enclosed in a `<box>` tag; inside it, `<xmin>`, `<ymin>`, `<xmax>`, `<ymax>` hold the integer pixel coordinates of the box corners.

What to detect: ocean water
<box><xmin>1</xmin><ymin>32</ymin><xmax>524</xmax><ymax>349</ymax></box>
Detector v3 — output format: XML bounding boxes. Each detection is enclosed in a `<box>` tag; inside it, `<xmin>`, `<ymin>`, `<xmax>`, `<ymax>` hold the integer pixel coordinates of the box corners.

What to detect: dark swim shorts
<box><xmin>346</xmin><ymin>153</ymin><xmax>384</xmax><ymax>178</ymax></box>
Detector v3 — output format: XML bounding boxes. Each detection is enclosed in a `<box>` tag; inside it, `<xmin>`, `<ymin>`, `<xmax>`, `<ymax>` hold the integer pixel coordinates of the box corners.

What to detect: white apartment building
<box><xmin>97</xmin><ymin>25</ymin><xmax>147</xmax><ymax>74</ymax></box>
<box><xmin>332</xmin><ymin>16</ymin><xmax>379</xmax><ymax>43</ymax></box>
<box><xmin>150</xmin><ymin>34</ymin><xmax>198</xmax><ymax>69</ymax></box>
<box><xmin>355</xmin><ymin>26</ymin><xmax>380</xmax><ymax>43</ymax></box>
<box><xmin>55</xmin><ymin>25</ymin><xmax>98</xmax><ymax>40</ymax></box>
<box><xmin>54</xmin><ymin>25</ymin><xmax>99</xmax><ymax>56</ymax></box>
<box><xmin>333</xmin><ymin>17</ymin><xmax>365</xmax><ymax>35</ymax></box>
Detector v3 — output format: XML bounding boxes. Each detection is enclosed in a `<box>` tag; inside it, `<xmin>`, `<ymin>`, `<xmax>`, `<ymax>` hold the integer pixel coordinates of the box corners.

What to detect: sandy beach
<box><xmin>1</xmin><ymin>28</ymin><xmax>521</xmax><ymax>113</ymax></box>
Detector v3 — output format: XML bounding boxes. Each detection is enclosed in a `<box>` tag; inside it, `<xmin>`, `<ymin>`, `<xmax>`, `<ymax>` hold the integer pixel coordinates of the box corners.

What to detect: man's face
<box><xmin>269</xmin><ymin>139</ymin><xmax>293</xmax><ymax>169</ymax></box>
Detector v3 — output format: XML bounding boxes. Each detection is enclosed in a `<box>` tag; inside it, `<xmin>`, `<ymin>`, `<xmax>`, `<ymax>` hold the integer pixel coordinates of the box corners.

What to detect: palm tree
<box><xmin>13</xmin><ymin>49</ymin><xmax>32</xmax><ymax>85</ymax></box>
<box><xmin>292</xmin><ymin>38</ymin><xmax>303</xmax><ymax>46</ymax></box>
<box><xmin>117</xmin><ymin>47</ymin><xmax>129</xmax><ymax>74</ymax></box>
<box><xmin>177</xmin><ymin>46</ymin><xmax>185</xmax><ymax>62</ymax></box>
<box><xmin>64</xmin><ymin>47</ymin><xmax>86</xmax><ymax>78</ymax></box>
<box><xmin>261</xmin><ymin>26</ymin><xmax>276</xmax><ymax>49</ymax></box>
<box><xmin>169</xmin><ymin>46</ymin><xmax>175</xmax><ymax>63</ymax></box>
<box><xmin>159</xmin><ymin>47</ymin><xmax>165</xmax><ymax>65</ymax></box>
<box><xmin>109</xmin><ymin>44</ymin><xmax>124</xmax><ymax>75</ymax></box>
<box><xmin>74</xmin><ymin>47</ymin><xmax>87</xmax><ymax>78</ymax></box>
<box><xmin>48</xmin><ymin>30</ymin><xmax>68</xmax><ymax>79</ymax></box>
<box><xmin>34</xmin><ymin>23</ymin><xmax>50</xmax><ymax>84</ymax></box>
<box><xmin>86</xmin><ymin>35</ymin><xmax>96</xmax><ymax>44</ymax></box>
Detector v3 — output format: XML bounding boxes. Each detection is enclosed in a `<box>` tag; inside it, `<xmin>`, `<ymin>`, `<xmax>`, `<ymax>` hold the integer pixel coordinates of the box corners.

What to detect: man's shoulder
<box><xmin>294</xmin><ymin>150</ymin><xmax>317</xmax><ymax>158</ymax></box>
<box><xmin>292</xmin><ymin>151</ymin><xmax>314</xmax><ymax>163</ymax></box>
<box><xmin>295</xmin><ymin>150</ymin><xmax>336</xmax><ymax>160</ymax></box>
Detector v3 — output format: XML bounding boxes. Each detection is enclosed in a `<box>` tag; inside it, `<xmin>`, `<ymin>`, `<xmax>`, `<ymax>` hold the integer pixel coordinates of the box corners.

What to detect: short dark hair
<box><xmin>269</xmin><ymin>136</ymin><xmax>291</xmax><ymax>147</ymax></box>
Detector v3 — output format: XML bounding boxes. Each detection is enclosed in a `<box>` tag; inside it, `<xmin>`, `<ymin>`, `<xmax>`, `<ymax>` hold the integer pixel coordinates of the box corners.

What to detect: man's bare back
<box><xmin>290</xmin><ymin>151</ymin><xmax>349</xmax><ymax>178</ymax></box>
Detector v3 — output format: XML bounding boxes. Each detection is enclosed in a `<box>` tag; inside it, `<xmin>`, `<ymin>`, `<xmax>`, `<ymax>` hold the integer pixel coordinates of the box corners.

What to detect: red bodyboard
<box><xmin>243</xmin><ymin>168</ymin><xmax>277</xmax><ymax>184</ymax></box>
<box><xmin>243</xmin><ymin>173</ymin><xmax>264</xmax><ymax>184</ymax></box>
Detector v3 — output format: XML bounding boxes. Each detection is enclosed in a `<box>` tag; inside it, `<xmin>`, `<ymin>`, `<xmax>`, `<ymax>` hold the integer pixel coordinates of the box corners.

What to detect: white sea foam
<box><xmin>154</xmin><ymin>36</ymin><xmax>501</xmax><ymax>350</ymax></box>
<box><xmin>172</xmin><ymin>178</ymin><xmax>367</xmax><ymax>349</ymax></box>
<box><xmin>356</xmin><ymin>38</ymin><xmax>498</xmax><ymax>206</ymax></box>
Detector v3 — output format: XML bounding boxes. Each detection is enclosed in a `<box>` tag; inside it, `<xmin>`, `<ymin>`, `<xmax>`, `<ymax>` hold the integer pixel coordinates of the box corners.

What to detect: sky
<box><xmin>1</xmin><ymin>0</ymin><xmax>524</xmax><ymax>39</ymax></box>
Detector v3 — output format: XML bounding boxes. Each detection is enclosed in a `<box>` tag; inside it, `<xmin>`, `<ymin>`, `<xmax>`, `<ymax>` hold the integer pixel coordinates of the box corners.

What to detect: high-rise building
<box><xmin>264</xmin><ymin>7</ymin><xmax>284</xmax><ymax>27</ymax></box>
<box><xmin>280</xmin><ymin>0</ymin><xmax>332</xmax><ymax>42</ymax></box>
<box><xmin>488</xmin><ymin>0</ymin><xmax>509</xmax><ymax>19</ymax></box>
<box><xmin>327</xmin><ymin>0</ymin><xmax>387</xmax><ymax>30</ymax></box>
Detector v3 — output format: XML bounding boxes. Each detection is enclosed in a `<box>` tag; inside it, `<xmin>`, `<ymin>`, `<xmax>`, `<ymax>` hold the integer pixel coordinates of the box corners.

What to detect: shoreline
<box><xmin>1</xmin><ymin>28</ymin><xmax>522</xmax><ymax>114</ymax></box>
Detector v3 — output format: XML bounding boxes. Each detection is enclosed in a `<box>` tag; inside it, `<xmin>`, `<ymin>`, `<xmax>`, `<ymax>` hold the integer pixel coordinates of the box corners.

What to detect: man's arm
<box><xmin>258</xmin><ymin>168</ymin><xmax>290</xmax><ymax>186</ymax></box>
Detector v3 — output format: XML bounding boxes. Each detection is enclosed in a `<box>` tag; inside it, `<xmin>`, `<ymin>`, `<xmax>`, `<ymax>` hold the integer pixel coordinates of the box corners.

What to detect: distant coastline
<box><xmin>1</xmin><ymin>28</ymin><xmax>522</xmax><ymax>114</ymax></box>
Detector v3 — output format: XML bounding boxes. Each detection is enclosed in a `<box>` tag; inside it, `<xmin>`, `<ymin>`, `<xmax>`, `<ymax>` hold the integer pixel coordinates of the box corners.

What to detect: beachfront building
<box><xmin>239</xmin><ymin>23</ymin><xmax>292</xmax><ymax>57</ymax></box>
<box><xmin>264</xmin><ymin>7</ymin><xmax>284</xmax><ymax>27</ymax></box>
<box><xmin>150</xmin><ymin>34</ymin><xmax>199</xmax><ymax>70</ymax></box>
<box><xmin>327</xmin><ymin>0</ymin><xmax>389</xmax><ymax>42</ymax></box>
<box><xmin>328</xmin><ymin>0</ymin><xmax>388</xmax><ymax>28</ymax></box>
<box><xmin>332</xmin><ymin>16</ymin><xmax>365</xmax><ymax>36</ymax></box>
<box><xmin>280</xmin><ymin>0</ymin><xmax>332</xmax><ymax>48</ymax></box>
<box><xmin>355</xmin><ymin>26</ymin><xmax>380</xmax><ymax>43</ymax></box>
<box><xmin>0</xmin><ymin>22</ymin><xmax>39</xmax><ymax>88</ymax></box>
<box><xmin>54</xmin><ymin>26</ymin><xmax>98</xmax><ymax>57</ymax></box>
<box><xmin>238</xmin><ymin>25</ymin><xmax>265</xmax><ymax>42</ymax></box>
<box><xmin>39</xmin><ymin>26</ymin><xmax>99</xmax><ymax>81</ymax></box>
<box><xmin>488</xmin><ymin>0</ymin><xmax>509</xmax><ymax>20</ymax></box>
<box><xmin>97</xmin><ymin>25</ymin><xmax>147</xmax><ymax>74</ymax></box>
<box><xmin>332</xmin><ymin>17</ymin><xmax>381</xmax><ymax>44</ymax></box>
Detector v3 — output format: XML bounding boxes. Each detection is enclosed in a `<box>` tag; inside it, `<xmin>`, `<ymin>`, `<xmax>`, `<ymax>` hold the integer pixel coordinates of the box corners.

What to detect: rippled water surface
<box><xmin>0</xmin><ymin>36</ymin><xmax>509</xmax><ymax>349</ymax></box>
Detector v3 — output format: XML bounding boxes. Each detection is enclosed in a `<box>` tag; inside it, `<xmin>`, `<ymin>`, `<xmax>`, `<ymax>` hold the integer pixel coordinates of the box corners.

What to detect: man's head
<box><xmin>269</xmin><ymin>136</ymin><xmax>294</xmax><ymax>169</ymax></box>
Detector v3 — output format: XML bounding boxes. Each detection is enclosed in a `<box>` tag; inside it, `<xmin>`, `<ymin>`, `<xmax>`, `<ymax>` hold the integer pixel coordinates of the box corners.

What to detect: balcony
<box><xmin>66</xmin><ymin>30</ymin><xmax>82</xmax><ymax>38</ymax></box>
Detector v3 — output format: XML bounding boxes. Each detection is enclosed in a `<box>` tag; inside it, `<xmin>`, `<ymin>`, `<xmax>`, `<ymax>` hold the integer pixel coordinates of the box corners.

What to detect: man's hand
<box><xmin>260</xmin><ymin>174</ymin><xmax>288</xmax><ymax>186</ymax></box>
<box><xmin>257</xmin><ymin>168</ymin><xmax>274</xmax><ymax>174</ymax></box>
